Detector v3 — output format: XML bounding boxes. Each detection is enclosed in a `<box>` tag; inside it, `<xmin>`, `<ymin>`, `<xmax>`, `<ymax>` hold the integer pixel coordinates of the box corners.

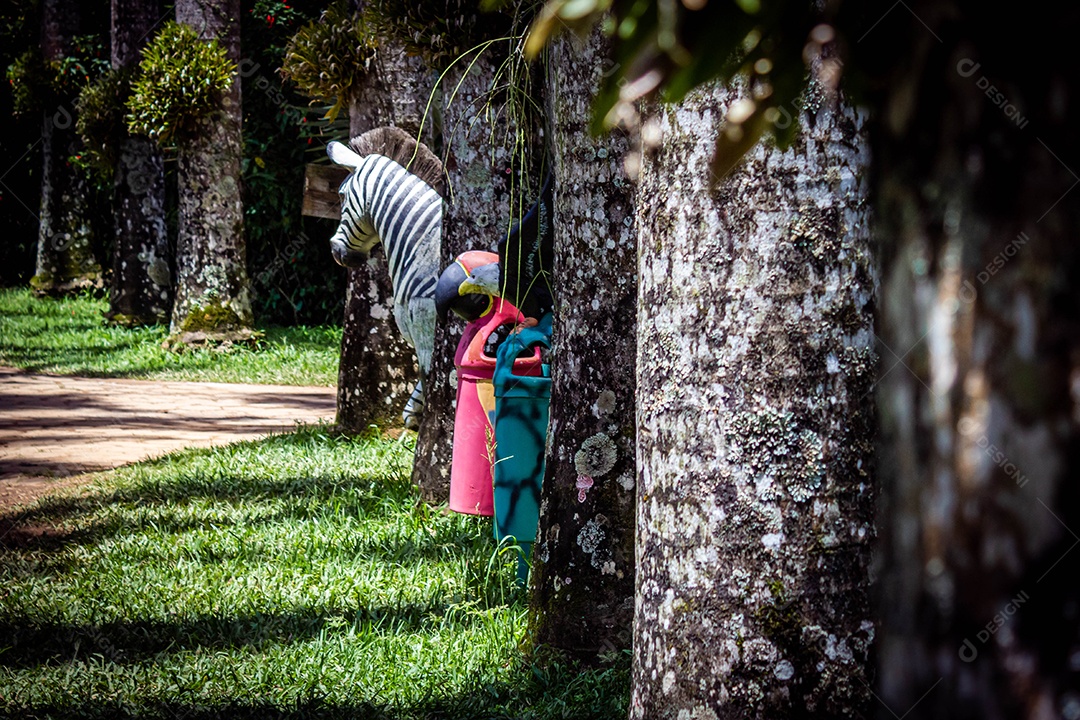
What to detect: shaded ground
<box><xmin>0</xmin><ymin>366</ymin><xmax>336</xmax><ymax>509</ymax></box>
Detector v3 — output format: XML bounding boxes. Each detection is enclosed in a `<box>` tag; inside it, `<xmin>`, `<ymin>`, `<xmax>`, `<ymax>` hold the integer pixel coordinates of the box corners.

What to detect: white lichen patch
<box><xmin>774</xmin><ymin>659</ymin><xmax>795</xmax><ymax>681</ymax></box>
<box><xmin>577</xmin><ymin>518</ymin><xmax>605</xmax><ymax>555</ymax></box>
<box><xmin>762</xmin><ymin>532</ymin><xmax>784</xmax><ymax>550</ymax></box>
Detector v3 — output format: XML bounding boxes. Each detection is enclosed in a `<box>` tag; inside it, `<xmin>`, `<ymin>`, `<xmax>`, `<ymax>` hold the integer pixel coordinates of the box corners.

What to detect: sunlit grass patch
<box><xmin>0</xmin><ymin>288</ymin><xmax>340</xmax><ymax>386</ymax></box>
<box><xmin>0</xmin><ymin>427</ymin><xmax>629</xmax><ymax>719</ymax></box>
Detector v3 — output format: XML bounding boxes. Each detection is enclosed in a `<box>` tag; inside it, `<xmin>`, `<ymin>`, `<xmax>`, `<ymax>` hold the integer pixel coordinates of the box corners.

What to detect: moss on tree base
<box><xmin>162</xmin><ymin>328</ymin><xmax>263</xmax><ymax>353</ymax></box>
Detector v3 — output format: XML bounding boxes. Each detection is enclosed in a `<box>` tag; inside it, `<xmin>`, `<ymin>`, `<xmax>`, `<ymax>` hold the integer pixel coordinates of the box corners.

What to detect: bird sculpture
<box><xmin>435</xmin><ymin>173</ymin><xmax>554</xmax><ymax>322</ymax></box>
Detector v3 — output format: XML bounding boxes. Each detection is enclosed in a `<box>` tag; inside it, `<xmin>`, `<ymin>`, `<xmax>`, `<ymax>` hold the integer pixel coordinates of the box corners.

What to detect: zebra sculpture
<box><xmin>326</xmin><ymin>127</ymin><xmax>445</xmax><ymax>429</ymax></box>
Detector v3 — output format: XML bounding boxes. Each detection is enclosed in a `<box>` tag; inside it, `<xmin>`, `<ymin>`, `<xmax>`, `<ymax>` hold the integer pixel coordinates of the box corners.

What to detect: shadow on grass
<box><xmin>0</xmin><ymin>473</ymin><xmax>432</xmax><ymax>551</ymax></box>
<box><xmin>0</xmin><ymin>427</ymin><xmax>631</xmax><ymax>720</ymax></box>
<box><xmin>0</xmin><ymin>603</ymin><xmax>459</xmax><ymax>669</ymax></box>
<box><xmin>0</xmin><ymin>464</ymin><xmax>478</xmax><ymax>592</ymax></box>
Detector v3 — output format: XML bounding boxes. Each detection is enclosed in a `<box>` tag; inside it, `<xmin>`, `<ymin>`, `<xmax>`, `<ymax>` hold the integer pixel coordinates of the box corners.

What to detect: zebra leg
<box><xmin>402</xmin><ymin>378</ymin><xmax>425</xmax><ymax>430</ymax></box>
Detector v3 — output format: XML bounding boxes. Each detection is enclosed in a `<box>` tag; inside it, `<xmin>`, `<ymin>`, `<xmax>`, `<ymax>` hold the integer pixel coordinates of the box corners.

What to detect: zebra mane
<box><xmin>349</xmin><ymin>127</ymin><xmax>446</xmax><ymax>197</ymax></box>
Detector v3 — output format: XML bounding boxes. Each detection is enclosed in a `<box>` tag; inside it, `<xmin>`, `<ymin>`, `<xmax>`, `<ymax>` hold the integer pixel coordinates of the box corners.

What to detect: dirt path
<box><xmin>0</xmin><ymin>366</ymin><xmax>336</xmax><ymax>510</ymax></box>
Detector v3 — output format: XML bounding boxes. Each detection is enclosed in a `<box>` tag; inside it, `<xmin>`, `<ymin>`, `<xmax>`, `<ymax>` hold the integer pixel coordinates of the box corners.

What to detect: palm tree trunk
<box><xmin>413</xmin><ymin>42</ymin><xmax>539</xmax><ymax>502</ymax></box>
<box><xmin>335</xmin><ymin>42</ymin><xmax>432</xmax><ymax>434</ymax></box>
<box><xmin>631</xmin><ymin>79</ymin><xmax>877</xmax><ymax>717</ymax></box>
<box><xmin>32</xmin><ymin>0</ymin><xmax>103</xmax><ymax>296</ymax></box>
<box><xmin>527</xmin><ymin>32</ymin><xmax>637</xmax><ymax>660</ymax></box>
<box><xmin>107</xmin><ymin>0</ymin><xmax>170</xmax><ymax>325</ymax></box>
<box><xmin>170</xmin><ymin>0</ymin><xmax>253</xmax><ymax>343</ymax></box>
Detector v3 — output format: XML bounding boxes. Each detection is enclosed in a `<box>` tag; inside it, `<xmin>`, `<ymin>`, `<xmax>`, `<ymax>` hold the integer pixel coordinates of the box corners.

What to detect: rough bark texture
<box><xmin>631</xmin><ymin>81</ymin><xmax>877</xmax><ymax>718</ymax></box>
<box><xmin>527</xmin><ymin>33</ymin><xmax>637</xmax><ymax>660</ymax></box>
<box><xmin>335</xmin><ymin>44</ymin><xmax>431</xmax><ymax>434</ymax></box>
<box><xmin>107</xmin><ymin>0</ymin><xmax>170</xmax><ymax>326</ymax></box>
<box><xmin>169</xmin><ymin>0</ymin><xmax>253</xmax><ymax>340</ymax></box>
<box><xmin>863</xmin><ymin>3</ymin><xmax>1080</xmax><ymax>717</ymax></box>
<box><xmin>411</xmin><ymin>46</ymin><xmax>539</xmax><ymax>503</ymax></box>
<box><xmin>32</xmin><ymin>0</ymin><xmax>103</xmax><ymax>296</ymax></box>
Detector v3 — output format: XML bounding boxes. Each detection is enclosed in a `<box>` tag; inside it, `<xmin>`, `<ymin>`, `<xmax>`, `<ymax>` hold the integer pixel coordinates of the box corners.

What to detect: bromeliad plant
<box><xmin>126</xmin><ymin>21</ymin><xmax>236</xmax><ymax>144</ymax></box>
<box><xmin>75</xmin><ymin>68</ymin><xmax>132</xmax><ymax>181</ymax></box>
<box><xmin>279</xmin><ymin>2</ymin><xmax>378</xmax><ymax>122</ymax></box>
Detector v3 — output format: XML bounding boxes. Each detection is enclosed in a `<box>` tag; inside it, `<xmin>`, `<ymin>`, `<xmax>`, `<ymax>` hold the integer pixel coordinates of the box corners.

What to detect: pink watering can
<box><xmin>448</xmin><ymin>296</ymin><xmax>543</xmax><ymax>515</ymax></box>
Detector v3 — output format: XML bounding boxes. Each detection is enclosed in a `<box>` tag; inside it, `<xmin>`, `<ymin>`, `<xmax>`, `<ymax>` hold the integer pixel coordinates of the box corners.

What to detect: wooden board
<box><xmin>301</xmin><ymin>163</ymin><xmax>351</xmax><ymax>220</ymax></box>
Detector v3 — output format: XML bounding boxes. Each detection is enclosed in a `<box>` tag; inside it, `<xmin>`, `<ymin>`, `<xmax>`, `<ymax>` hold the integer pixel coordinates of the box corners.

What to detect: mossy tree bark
<box><xmin>631</xmin><ymin>80</ymin><xmax>877</xmax><ymax>717</ymax></box>
<box><xmin>865</xmin><ymin>4</ymin><xmax>1080</xmax><ymax>716</ymax></box>
<box><xmin>170</xmin><ymin>0</ymin><xmax>253</xmax><ymax>342</ymax></box>
<box><xmin>107</xmin><ymin>0</ymin><xmax>170</xmax><ymax>326</ymax></box>
<box><xmin>335</xmin><ymin>43</ymin><xmax>431</xmax><ymax>434</ymax></box>
<box><xmin>527</xmin><ymin>32</ymin><xmax>637</xmax><ymax>661</ymax></box>
<box><xmin>32</xmin><ymin>0</ymin><xmax>103</xmax><ymax>296</ymax></box>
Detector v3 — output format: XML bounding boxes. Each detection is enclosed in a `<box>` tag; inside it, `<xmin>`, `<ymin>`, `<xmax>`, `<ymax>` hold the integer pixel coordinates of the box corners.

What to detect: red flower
<box><xmin>266</xmin><ymin>14</ymin><xmax>274</xmax><ymax>26</ymax></box>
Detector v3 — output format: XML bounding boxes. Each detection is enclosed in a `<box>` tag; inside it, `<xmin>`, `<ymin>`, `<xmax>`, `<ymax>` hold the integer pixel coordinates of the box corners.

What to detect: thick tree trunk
<box><xmin>169</xmin><ymin>0</ymin><xmax>253</xmax><ymax>342</ymax></box>
<box><xmin>527</xmin><ymin>32</ymin><xmax>637</xmax><ymax>660</ymax></box>
<box><xmin>32</xmin><ymin>0</ymin><xmax>103</xmax><ymax>296</ymax></box>
<box><xmin>631</xmin><ymin>80</ymin><xmax>877</xmax><ymax>717</ymax></box>
<box><xmin>411</xmin><ymin>44</ymin><xmax>538</xmax><ymax>503</ymax></box>
<box><xmin>107</xmin><ymin>0</ymin><xmax>170</xmax><ymax>326</ymax></box>
<box><xmin>335</xmin><ymin>43</ymin><xmax>431</xmax><ymax>434</ymax></box>
<box><xmin>867</xmin><ymin>4</ymin><xmax>1080</xmax><ymax>716</ymax></box>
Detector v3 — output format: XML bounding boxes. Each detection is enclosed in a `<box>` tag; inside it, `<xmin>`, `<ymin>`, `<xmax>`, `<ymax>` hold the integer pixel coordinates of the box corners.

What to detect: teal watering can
<box><xmin>492</xmin><ymin>314</ymin><xmax>553</xmax><ymax>583</ymax></box>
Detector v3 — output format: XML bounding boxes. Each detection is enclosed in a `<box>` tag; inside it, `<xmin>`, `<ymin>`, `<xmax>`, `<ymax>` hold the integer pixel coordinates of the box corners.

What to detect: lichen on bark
<box><xmin>631</xmin><ymin>77</ymin><xmax>877</xmax><ymax>718</ymax></box>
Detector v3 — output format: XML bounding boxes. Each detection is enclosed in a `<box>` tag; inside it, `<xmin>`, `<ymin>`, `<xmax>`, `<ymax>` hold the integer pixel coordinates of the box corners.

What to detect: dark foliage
<box><xmin>240</xmin><ymin>0</ymin><xmax>348</xmax><ymax>326</ymax></box>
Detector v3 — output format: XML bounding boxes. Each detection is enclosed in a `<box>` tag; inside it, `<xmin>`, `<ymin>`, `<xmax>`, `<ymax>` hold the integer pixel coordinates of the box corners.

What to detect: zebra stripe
<box><xmin>335</xmin><ymin>153</ymin><xmax>443</xmax><ymax>374</ymax></box>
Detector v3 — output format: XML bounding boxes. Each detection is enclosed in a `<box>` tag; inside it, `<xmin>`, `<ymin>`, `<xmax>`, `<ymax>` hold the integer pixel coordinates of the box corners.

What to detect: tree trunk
<box><xmin>866</xmin><ymin>4</ymin><xmax>1080</xmax><ymax>716</ymax></box>
<box><xmin>107</xmin><ymin>0</ymin><xmax>170</xmax><ymax>326</ymax></box>
<box><xmin>527</xmin><ymin>32</ymin><xmax>637</xmax><ymax>660</ymax></box>
<box><xmin>335</xmin><ymin>43</ymin><xmax>432</xmax><ymax>434</ymax></box>
<box><xmin>411</xmin><ymin>42</ymin><xmax>539</xmax><ymax>503</ymax></box>
<box><xmin>169</xmin><ymin>0</ymin><xmax>253</xmax><ymax>342</ymax></box>
<box><xmin>631</xmin><ymin>79</ymin><xmax>877</xmax><ymax>717</ymax></box>
<box><xmin>32</xmin><ymin>0</ymin><xmax>103</xmax><ymax>296</ymax></box>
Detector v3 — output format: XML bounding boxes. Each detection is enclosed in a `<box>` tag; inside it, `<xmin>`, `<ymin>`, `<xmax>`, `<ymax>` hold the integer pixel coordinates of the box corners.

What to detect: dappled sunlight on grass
<box><xmin>0</xmin><ymin>427</ymin><xmax>629</xmax><ymax>719</ymax></box>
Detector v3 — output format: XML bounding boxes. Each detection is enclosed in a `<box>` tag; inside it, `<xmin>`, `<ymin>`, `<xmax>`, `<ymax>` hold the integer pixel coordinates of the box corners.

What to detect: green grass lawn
<box><xmin>0</xmin><ymin>288</ymin><xmax>340</xmax><ymax>386</ymax></box>
<box><xmin>0</xmin><ymin>427</ymin><xmax>629</xmax><ymax>719</ymax></box>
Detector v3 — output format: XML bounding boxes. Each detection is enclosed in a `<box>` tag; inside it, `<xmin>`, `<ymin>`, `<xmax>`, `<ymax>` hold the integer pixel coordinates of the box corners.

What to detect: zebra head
<box><xmin>327</xmin><ymin>141</ymin><xmax>378</xmax><ymax>268</ymax></box>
